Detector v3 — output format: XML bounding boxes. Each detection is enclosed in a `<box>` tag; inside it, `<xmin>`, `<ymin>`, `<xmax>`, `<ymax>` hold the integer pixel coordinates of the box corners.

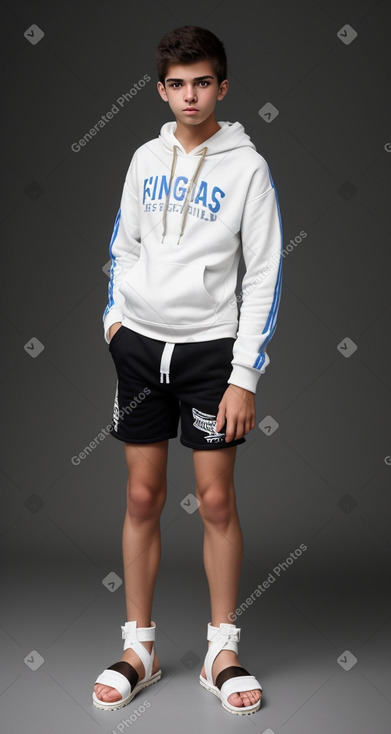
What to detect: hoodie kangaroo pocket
<box><xmin>119</xmin><ymin>251</ymin><xmax>218</xmax><ymax>326</ymax></box>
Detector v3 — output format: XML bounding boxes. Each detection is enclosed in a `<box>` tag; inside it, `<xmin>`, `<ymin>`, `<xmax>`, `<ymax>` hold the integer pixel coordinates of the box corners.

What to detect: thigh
<box><xmin>193</xmin><ymin>445</ymin><xmax>237</xmax><ymax>495</ymax></box>
<box><xmin>124</xmin><ymin>440</ymin><xmax>169</xmax><ymax>491</ymax></box>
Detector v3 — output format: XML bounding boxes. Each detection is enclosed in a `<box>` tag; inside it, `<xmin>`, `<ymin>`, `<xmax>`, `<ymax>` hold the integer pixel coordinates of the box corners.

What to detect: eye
<box><xmin>198</xmin><ymin>80</ymin><xmax>210</xmax><ymax>87</ymax></box>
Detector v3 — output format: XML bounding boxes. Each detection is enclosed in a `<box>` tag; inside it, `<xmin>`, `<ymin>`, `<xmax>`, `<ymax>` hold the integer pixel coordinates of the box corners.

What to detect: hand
<box><xmin>109</xmin><ymin>322</ymin><xmax>122</xmax><ymax>342</ymax></box>
<box><xmin>215</xmin><ymin>384</ymin><xmax>256</xmax><ymax>443</ymax></box>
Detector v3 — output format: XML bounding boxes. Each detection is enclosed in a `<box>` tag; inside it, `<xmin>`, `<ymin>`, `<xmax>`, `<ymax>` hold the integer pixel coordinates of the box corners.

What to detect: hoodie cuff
<box><xmin>103</xmin><ymin>309</ymin><xmax>123</xmax><ymax>344</ymax></box>
<box><xmin>227</xmin><ymin>364</ymin><xmax>262</xmax><ymax>394</ymax></box>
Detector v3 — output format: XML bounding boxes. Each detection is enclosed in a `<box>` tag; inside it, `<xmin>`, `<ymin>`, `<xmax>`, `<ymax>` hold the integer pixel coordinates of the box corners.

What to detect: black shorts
<box><xmin>107</xmin><ymin>325</ymin><xmax>246</xmax><ymax>450</ymax></box>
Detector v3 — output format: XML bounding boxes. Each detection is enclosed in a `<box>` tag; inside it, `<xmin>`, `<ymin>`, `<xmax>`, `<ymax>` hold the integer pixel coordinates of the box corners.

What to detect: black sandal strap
<box><xmin>215</xmin><ymin>665</ymin><xmax>251</xmax><ymax>691</ymax></box>
<box><xmin>107</xmin><ymin>661</ymin><xmax>139</xmax><ymax>691</ymax></box>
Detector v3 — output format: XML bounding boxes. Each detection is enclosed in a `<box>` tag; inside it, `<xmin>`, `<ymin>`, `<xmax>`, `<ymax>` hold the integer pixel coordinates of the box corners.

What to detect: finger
<box><xmin>225</xmin><ymin>415</ymin><xmax>236</xmax><ymax>443</ymax></box>
<box><xmin>247</xmin><ymin>414</ymin><xmax>255</xmax><ymax>433</ymax></box>
<box><xmin>235</xmin><ymin>418</ymin><xmax>245</xmax><ymax>441</ymax></box>
<box><xmin>215</xmin><ymin>404</ymin><xmax>225</xmax><ymax>433</ymax></box>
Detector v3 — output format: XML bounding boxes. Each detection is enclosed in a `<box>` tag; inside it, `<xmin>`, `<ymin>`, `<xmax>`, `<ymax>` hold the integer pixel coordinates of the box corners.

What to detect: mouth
<box><xmin>183</xmin><ymin>108</ymin><xmax>199</xmax><ymax>112</ymax></box>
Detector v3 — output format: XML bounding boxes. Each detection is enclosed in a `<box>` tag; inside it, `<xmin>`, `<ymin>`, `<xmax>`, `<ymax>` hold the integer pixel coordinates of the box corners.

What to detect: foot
<box><xmin>200</xmin><ymin>647</ymin><xmax>261</xmax><ymax>709</ymax></box>
<box><xmin>94</xmin><ymin>641</ymin><xmax>160</xmax><ymax>704</ymax></box>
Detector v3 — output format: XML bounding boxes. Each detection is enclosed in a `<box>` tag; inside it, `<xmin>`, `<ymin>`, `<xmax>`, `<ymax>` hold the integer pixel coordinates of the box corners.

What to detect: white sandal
<box><xmin>92</xmin><ymin>620</ymin><xmax>161</xmax><ymax>711</ymax></box>
<box><xmin>199</xmin><ymin>622</ymin><xmax>262</xmax><ymax>715</ymax></box>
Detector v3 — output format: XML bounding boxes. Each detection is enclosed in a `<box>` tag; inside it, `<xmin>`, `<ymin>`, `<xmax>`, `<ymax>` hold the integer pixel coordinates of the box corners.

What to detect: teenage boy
<box><xmin>93</xmin><ymin>25</ymin><xmax>282</xmax><ymax>716</ymax></box>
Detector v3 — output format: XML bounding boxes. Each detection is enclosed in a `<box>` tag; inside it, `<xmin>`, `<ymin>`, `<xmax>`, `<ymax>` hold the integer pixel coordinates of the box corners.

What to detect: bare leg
<box><xmin>94</xmin><ymin>440</ymin><xmax>168</xmax><ymax>703</ymax></box>
<box><xmin>194</xmin><ymin>446</ymin><xmax>261</xmax><ymax>709</ymax></box>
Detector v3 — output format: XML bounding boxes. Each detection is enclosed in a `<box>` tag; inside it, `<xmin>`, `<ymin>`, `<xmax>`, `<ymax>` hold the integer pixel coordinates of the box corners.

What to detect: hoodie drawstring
<box><xmin>161</xmin><ymin>145</ymin><xmax>178</xmax><ymax>243</ymax></box>
<box><xmin>161</xmin><ymin>145</ymin><xmax>208</xmax><ymax>245</ymax></box>
<box><xmin>177</xmin><ymin>147</ymin><xmax>207</xmax><ymax>245</ymax></box>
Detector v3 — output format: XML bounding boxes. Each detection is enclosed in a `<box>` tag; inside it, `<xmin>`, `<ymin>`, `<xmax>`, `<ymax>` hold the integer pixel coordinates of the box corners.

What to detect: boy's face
<box><xmin>157</xmin><ymin>60</ymin><xmax>228</xmax><ymax>128</ymax></box>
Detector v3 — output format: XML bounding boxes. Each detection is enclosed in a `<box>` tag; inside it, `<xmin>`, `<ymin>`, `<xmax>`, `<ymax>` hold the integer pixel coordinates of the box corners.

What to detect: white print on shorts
<box><xmin>192</xmin><ymin>408</ymin><xmax>225</xmax><ymax>444</ymax></box>
<box><xmin>113</xmin><ymin>381</ymin><xmax>119</xmax><ymax>431</ymax></box>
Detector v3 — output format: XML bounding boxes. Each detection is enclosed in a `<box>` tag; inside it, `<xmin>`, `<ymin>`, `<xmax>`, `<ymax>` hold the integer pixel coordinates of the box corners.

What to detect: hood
<box><xmin>158</xmin><ymin>121</ymin><xmax>256</xmax><ymax>244</ymax></box>
<box><xmin>159</xmin><ymin>120</ymin><xmax>256</xmax><ymax>156</ymax></box>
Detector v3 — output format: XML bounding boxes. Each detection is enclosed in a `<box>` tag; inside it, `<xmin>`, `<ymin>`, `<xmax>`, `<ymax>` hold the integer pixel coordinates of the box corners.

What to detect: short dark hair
<box><xmin>156</xmin><ymin>25</ymin><xmax>227</xmax><ymax>85</ymax></box>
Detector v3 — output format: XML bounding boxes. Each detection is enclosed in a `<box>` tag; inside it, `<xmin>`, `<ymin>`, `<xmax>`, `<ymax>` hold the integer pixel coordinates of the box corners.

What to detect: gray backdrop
<box><xmin>1</xmin><ymin>1</ymin><xmax>390</xmax><ymax>732</ymax></box>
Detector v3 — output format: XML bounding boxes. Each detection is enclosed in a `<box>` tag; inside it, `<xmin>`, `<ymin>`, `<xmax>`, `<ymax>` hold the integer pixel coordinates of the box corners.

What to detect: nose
<box><xmin>184</xmin><ymin>84</ymin><xmax>197</xmax><ymax>103</ymax></box>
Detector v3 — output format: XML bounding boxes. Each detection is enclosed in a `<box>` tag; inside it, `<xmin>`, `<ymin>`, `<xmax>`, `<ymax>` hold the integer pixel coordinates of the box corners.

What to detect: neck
<box><xmin>174</xmin><ymin>115</ymin><xmax>221</xmax><ymax>153</ymax></box>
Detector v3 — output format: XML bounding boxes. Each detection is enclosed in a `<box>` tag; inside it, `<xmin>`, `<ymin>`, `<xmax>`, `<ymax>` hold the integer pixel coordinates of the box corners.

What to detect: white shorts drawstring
<box><xmin>160</xmin><ymin>342</ymin><xmax>176</xmax><ymax>383</ymax></box>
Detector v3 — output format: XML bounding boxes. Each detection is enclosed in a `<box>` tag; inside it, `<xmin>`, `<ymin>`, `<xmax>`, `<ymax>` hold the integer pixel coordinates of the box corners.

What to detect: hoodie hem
<box><xmin>121</xmin><ymin>315</ymin><xmax>238</xmax><ymax>343</ymax></box>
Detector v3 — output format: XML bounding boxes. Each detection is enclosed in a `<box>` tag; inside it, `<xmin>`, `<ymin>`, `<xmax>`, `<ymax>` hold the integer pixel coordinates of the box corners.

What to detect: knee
<box><xmin>126</xmin><ymin>481</ymin><xmax>165</xmax><ymax>522</ymax></box>
<box><xmin>197</xmin><ymin>484</ymin><xmax>235</xmax><ymax>527</ymax></box>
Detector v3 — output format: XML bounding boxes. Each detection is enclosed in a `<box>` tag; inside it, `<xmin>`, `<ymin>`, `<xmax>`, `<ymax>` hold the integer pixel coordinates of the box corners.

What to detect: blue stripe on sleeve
<box><xmin>103</xmin><ymin>208</ymin><xmax>121</xmax><ymax>317</ymax></box>
<box><xmin>252</xmin><ymin>170</ymin><xmax>283</xmax><ymax>370</ymax></box>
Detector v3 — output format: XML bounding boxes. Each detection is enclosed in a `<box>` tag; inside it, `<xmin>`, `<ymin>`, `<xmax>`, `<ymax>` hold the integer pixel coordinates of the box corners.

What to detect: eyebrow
<box><xmin>165</xmin><ymin>75</ymin><xmax>215</xmax><ymax>82</ymax></box>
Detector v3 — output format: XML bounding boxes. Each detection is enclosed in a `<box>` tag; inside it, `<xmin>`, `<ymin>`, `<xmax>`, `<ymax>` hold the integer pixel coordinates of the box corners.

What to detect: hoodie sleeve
<box><xmin>102</xmin><ymin>154</ymin><xmax>141</xmax><ymax>343</ymax></box>
<box><xmin>227</xmin><ymin>161</ymin><xmax>283</xmax><ymax>393</ymax></box>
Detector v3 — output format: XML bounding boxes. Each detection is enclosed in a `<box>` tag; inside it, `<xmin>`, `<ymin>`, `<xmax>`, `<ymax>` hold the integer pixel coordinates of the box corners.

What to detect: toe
<box><xmin>227</xmin><ymin>688</ymin><xmax>261</xmax><ymax>709</ymax></box>
<box><xmin>244</xmin><ymin>688</ymin><xmax>261</xmax><ymax>704</ymax></box>
<box><xmin>227</xmin><ymin>691</ymin><xmax>244</xmax><ymax>707</ymax></box>
<box><xmin>94</xmin><ymin>684</ymin><xmax>121</xmax><ymax>702</ymax></box>
<box><xmin>240</xmin><ymin>690</ymin><xmax>254</xmax><ymax>706</ymax></box>
<box><xmin>105</xmin><ymin>687</ymin><xmax>121</xmax><ymax>700</ymax></box>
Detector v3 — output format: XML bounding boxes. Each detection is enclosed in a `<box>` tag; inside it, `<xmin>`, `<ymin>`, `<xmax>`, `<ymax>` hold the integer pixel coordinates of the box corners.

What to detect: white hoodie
<box><xmin>103</xmin><ymin>120</ymin><xmax>283</xmax><ymax>393</ymax></box>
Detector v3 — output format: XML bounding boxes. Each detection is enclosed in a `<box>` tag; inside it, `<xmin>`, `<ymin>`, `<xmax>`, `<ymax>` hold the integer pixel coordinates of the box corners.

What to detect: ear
<box><xmin>157</xmin><ymin>81</ymin><xmax>168</xmax><ymax>102</ymax></box>
<box><xmin>217</xmin><ymin>79</ymin><xmax>229</xmax><ymax>101</ymax></box>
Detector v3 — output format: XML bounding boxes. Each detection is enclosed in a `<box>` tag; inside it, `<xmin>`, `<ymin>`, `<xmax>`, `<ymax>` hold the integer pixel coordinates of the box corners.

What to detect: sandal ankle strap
<box><xmin>207</xmin><ymin>622</ymin><xmax>241</xmax><ymax>643</ymax></box>
<box><xmin>121</xmin><ymin>620</ymin><xmax>156</xmax><ymax>644</ymax></box>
